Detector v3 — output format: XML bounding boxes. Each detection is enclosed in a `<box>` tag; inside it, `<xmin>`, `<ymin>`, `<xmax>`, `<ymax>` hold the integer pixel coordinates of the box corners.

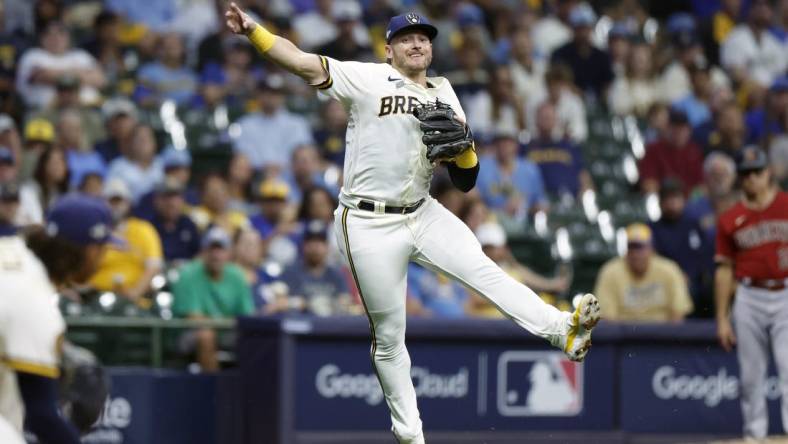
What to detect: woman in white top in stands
<box><xmin>607</xmin><ymin>40</ymin><xmax>660</xmax><ymax>118</ymax></box>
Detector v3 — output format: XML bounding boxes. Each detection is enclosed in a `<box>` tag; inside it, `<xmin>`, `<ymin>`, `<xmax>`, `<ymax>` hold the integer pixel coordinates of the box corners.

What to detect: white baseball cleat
<box><xmin>553</xmin><ymin>293</ymin><xmax>601</xmax><ymax>362</ymax></box>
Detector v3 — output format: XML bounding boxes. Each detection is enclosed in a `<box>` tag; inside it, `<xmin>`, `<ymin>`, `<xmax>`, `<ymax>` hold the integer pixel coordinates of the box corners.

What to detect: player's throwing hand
<box><xmin>225</xmin><ymin>2</ymin><xmax>256</xmax><ymax>35</ymax></box>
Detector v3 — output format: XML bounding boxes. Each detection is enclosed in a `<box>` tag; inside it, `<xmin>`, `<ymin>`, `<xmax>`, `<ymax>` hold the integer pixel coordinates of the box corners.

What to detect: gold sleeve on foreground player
<box><xmin>224</xmin><ymin>2</ymin><xmax>327</xmax><ymax>88</ymax></box>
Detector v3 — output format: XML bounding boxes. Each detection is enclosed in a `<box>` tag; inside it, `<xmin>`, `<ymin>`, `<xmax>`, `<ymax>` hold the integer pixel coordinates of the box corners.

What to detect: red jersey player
<box><xmin>715</xmin><ymin>146</ymin><xmax>788</xmax><ymax>440</ymax></box>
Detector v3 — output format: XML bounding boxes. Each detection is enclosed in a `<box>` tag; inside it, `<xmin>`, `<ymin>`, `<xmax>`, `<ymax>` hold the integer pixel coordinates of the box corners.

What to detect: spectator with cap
<box><xmin>19</xmin><ymin>118</ymin><xmax>54</xmax><ymax>181</ymax></box>
<box><xmin>82</xmin><ymin>10</ymin><xmax>133</xmax><ymax>87</ymax></box>
<box><xmin>172</xmin><ymin>226</ymin><xmax>253</xmax><ymax>371</ymax></box>
<box><xmin>0</xmin><ymin>145</ymin><xmax>42</xmax><ymax>227</ymax></box>
<box><xmin>658</xmin><ymin>17</ymin><xmax>730</xmax><ymax>104</ymax></box>
<box><xmin>136</xmin><ymin>32</ymin><xmax>198</xmax><ymax>106</ymax></box>
<box><xmin>32</xmin><ymin>74</ymin><xmax>105</xmax><ymax>148</ymax></box>
<box><xmin>686</xmin><ymin>152</ymin><xmax>739</xmax><ymax>242</ymax></box>
<box><xmin>0</xmin><ymin>182</ymin><xmax>19</xmax><ymax>235</ymax></box>
<box><xmin>88</xmin><ymin>179</ymin><xmax>164</xmax><ymax>304</ymax></box>
<box><xmin>106</xmin><ymin>123</ymin><xmax>164</xmax><ymax>203</ymax></box>
<box><xmin>250</xmin><ymin>178</ymin><xmax>294</xmax><ymax>240</ymax></box>
<box><xmin>477</xmin><ymin>131</ymin><xmax>548</xmax><ymax>230</ymax></box>
<box><xmin>15</xmin><ymin>21</ymin><xmax>105</xmax><ymax>109</ymax></box>
<box><xmin>466</xmin><ymin>222</ymin><xmax>571</xmax><ymax>318</ymax></box>
<box><xmin>190</xmin><ymin>172</ymin><xmax>250</xmax><ymax>235</ymax></box>
<box><xmin>607</xmin><ymin>39</ymin><xmax>659</xmax><ymax>117</ymax></box>
<box><xmin>94</xmin><ymin>97</ymin><xmax>138</xmax><ymax>164</ymax></box>
<box><xmin>523</xmin><ymin>101</ymin><xmax>592</xmax><ymax>198</ymax></box>
<box><xmin>594</xmin><ymin>223</ymin><xmax>693</xmax><ymax>322</ymax></box>
<box><xmin>745</xmin><ymin>75</ymin><xmax>788</xmax><ymax>145</ymax></box>
<box><xmin>607</xmin><ymin>23</ymin><xmax>633</xmax><ymax>77</ymax></box>
<box><xmin>232</xmin><ymin>73</ymin><xmax>314</xmax><ymax>171</ymax></box>
<box><xmin>649</xmin><ymin>177</ymin><xmax>714</xmax><ymax>317</ymax></box>
<box><xmin>292</xmin><ymin>0</ymin><xmax>371</xmax><ymax>52</ymax></box>
<box><xmin>58</xmin><ymin>109</ymin><xmax>106</xmax><ymax>190</ymax></box>
<box><xmin>550</xmin><ymin>2</ymin><xmax>614</xmax><ymax>98</ymax></box>
<box><xmin>639</xmin><ymin>108</ymin><xmax>705</xmax><ymax>195</ymax></box>
<box><xmin>317</xmin><ymin>1</ymin><xmax>375</xmax><ymax>62</ymax></box>
<box><xmin>278</xmin><ymin>220</ymin><xmax>352</xmax><ymax>316</ymax></box>
<box><xmin>721</xmin><ymin>0</ymin><xmax>787</xmax><ymax>89</ymax></box>
<box><xmin>190</xmin><ymin>63</ymin><xmax>228</xmax><ymax>110</ymax></box>
<box><xmin>527</xmin><ymin>63</ymin><xmax>588</xmax><ymax>143</ymax></box>
<box><xmin>147</xmin><ymin>177</ymin><xmax>200</xmax><ymax>264</ymax></box>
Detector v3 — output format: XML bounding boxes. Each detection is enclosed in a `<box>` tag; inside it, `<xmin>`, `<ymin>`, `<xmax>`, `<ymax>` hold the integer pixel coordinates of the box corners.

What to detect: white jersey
<box><xmin>0</xmin><ymin>236</ymin><xmax>65</xmax><ymax>432</ymax></box>
<box><xmin>317</xmin><ymin>56</ymin><xmax>466</xmax><ymax>207</ymax></box>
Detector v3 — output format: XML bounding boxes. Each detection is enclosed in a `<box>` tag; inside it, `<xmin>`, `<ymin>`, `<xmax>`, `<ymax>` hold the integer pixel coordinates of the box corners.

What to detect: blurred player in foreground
<box><xmin>716</xmin><ymin>146</ymin><xmax>788</xmax><ymax>440</ymax></box>
<box><xmin>225</xmin><ymin>3</ymin><xmax>600</xmax><ymax>443</ymax></box>
<box><xmin>0</xmin><ymin>194</ymin><xmax>112</xmax><ymax>443</ymax></box>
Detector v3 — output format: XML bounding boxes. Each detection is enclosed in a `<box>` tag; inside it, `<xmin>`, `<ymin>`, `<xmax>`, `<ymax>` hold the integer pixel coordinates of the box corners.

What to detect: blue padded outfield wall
<box><xmin>74</xmin><ymin>318</ymin><xmax>783</xmax><ymax>443</ymax></box>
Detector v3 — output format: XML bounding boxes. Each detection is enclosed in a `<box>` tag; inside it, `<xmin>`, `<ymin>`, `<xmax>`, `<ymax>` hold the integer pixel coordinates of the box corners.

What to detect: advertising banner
<box><xmin>620</xmin><ymin>345</ymin><xmax>783</xmax><ymax>434</ymax></box>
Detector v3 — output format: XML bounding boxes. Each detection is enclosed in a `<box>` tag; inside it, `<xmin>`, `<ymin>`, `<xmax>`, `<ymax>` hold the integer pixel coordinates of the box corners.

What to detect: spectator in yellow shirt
<box><xmin>594</xmin><ymin>223</ymin><xmax>693</xmax><ymax>322</ymax></box>
<box><xmin>89</xmin><ymin>179</ymin><xmax>163</xmax><ymax>303</ymax></box>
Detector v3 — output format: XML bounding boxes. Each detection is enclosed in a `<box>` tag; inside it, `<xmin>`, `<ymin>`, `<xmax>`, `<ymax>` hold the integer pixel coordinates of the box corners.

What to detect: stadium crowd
<box><xmin>0</xmin><ymin>0</ymin><xmax>786</xmax><ymax>369</ymax></box>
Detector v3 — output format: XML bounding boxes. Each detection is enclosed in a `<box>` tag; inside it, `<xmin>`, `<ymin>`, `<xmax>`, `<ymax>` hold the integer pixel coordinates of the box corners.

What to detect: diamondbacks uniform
<box><xmin>317</xmin><ymin>56</ymin><xmax>573</xmax><ymax>443</ymax></box>
<box><xmin>0</xmin><ymin>236</ymin><xmax>65</xmax><ymax>433</ymax></box>
<box><xmin>716</xmin><ymin>191</ymin><xmax>788</xmax><ymax>438</ymax></box>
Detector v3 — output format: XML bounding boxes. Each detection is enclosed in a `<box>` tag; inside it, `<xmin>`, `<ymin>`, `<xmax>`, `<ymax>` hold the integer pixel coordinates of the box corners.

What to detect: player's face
<box><xmin>386</xmin><ymin>30</ymin><xmax>433</xmax><ymax>74</ymax></box>
<box><xmin>740</xmin><ymin>168</ymin><xmax>770</xmax><ymax>195</ymax></box>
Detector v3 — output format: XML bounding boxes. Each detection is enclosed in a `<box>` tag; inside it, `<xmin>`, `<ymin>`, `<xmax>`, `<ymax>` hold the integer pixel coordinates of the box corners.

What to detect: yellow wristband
<box><xmin>455</xmin><ymin>146</ymin><xmax>478</xmax><ymax>168</ymax></box>
<box><xmin>248</xmin><ymin>24</ymin><xmax>276</xmax><ymax>53</ymax></box>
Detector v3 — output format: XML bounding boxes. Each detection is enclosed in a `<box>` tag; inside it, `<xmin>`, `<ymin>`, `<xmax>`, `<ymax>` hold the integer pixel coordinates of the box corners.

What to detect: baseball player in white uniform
<box><xmin>226</xmin><ymin>4</ymin><xmax>601</xmax><ymax>442</ymax></box>
<box><xmin>0</xmin><ymin>194</ymin><xmax>113</xmax><ymax>443</ymax></box>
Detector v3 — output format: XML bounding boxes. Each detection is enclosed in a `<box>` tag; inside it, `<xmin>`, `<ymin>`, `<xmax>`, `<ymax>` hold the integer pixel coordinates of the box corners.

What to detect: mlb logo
<box><xmin>496</xmin><ymin>351</ymin><xmax>583</xmax><ymax>416</ymax></box>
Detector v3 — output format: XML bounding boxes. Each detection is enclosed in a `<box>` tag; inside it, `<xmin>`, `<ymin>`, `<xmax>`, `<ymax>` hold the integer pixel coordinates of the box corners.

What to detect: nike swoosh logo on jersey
<box><xmin>735</xmin><ymin>215</ymin><xmax>746</xmax><ymax>226</ymax></box>
<box><xmin>387</xmin><ymin>76</ymin><xmax>401</xmax><ymax>82</ymax></box>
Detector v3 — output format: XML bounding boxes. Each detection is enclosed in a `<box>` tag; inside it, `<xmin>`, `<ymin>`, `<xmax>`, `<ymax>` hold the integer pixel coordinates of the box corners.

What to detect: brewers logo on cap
<box><xmin>406</xmin><ymin>13</ymin><xmax>420</xmax><ymax>24</ymax></box>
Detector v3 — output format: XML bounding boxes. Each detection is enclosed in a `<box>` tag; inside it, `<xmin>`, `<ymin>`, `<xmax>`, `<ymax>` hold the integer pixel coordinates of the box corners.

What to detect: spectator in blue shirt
<box><xmin>149</xmin><ymin>178</ymin><xmax>200</xmax><ymax>264</ymax></box>
<box><xmin>649</xmin><ymin>178</ymin><xmax>714</xmax><ymax>317</ymax></box>
<box><xmin>407</xmin><ymin>263</ymin><xmax>469</xmax><ymax>319</ymax></box>
<box><xmin>477</xmin><ymin>131</ymin><xmax>548</xmax><ymax>224</ymax></box>
<box><xmin>279</xmin><ymin>220</ymin><xmax>351</xmax><ymax>316</ymax></box>
<box><xmin>105</xmin><ymin>0</ymin><xmax>176</xmax><ymax>31</ymax></box>
<box><xmin>671</xmin><ymin>61</ymin><xmax>713</xmax><ymax>128</ymax></box>
<box><xmin>685</xmin><ymin>152</ymin><xmax>739</xmax><ymax>243</ymax></box>
<box><xmin>136</xmin><ymin>33</ymin><xmax>197</xmax><ymax>106</ymax></box>
<box><xmin>106</xmin><ymin>123</ymin><xmax>164</xmax><ymax>203</ymax></box>
<box><xmin>745</xmin><ymin>76</ymin><xmax>788</xmax><ymax>145</ymax></box>
<box><xmin>94</xmin><ymin>97</ymin><xmax>138</xmax><ymax>164</ymax></box>
<box><xmin>232</xmin><ymin>73</ymin><xmax>313</xmax><ymax>171</ymax></box>
<box><xmin>282</xmin><ymin>145</ymin><xmax>338</xmax><ymax>204</ymax></box>
<box><xmin>58</xmin><ymin>110</ymin><xmax>106</xmax><ymax>190</ymax></box>
<box><xmin>523</xmin><ymin>101</ymin><xmax>592</xmax><ymax>198</ymax></box>
<box><xmin>250</xmin><ymin>178</ymin><xmax>291</xmax><ymax>240</ymax></box>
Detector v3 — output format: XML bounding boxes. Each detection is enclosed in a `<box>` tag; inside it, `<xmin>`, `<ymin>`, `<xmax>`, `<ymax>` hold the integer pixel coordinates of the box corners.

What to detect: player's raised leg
<box><xmin>334</xmin><ymin>207</ymin><xmax>424</xmax><ymax>443</ymax></box>
<box><xmin>411</xmin><ymin>199</ymin><xmax>599</xmax><ymax>361</ymax></box>
<box><xmin>733</xmin><ymin>290</ymin><xmax>771</xmax><ymax>438</ymax></box>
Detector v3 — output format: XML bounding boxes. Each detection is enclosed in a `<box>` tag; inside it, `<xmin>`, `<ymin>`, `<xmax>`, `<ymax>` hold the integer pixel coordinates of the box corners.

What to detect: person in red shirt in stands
<box><xmin>715</xmin><ymin>146</ymin><xmax>788</xmax><ymax>440</ymax></box>
<box><xmin>639</xmin><ymin>108</ymin><xmax>704</xmax><ymax>195</ymax></box>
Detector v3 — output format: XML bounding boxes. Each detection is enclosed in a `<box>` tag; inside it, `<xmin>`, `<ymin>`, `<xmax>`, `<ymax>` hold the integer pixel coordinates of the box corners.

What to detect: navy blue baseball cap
<box><xmin>736</xmin><ymin>145</ymin><xmax>769</xmax><ymax>173</ymax></box>
<box><xmin>46</xmin><ymin>193</ymin><xmax>113</xmax><ymax>245</ymax></box>
<box><xmin>386</xmin><ymin>12</ymin><xmax>438</xmax><ymax>43</ymax></box>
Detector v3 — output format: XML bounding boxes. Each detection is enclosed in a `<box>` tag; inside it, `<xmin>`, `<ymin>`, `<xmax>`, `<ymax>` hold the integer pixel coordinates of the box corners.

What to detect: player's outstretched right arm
<box><xmin>225</xmin><ymin>2</ymin><xmax>327</xmax><ymax>87</ymax></box>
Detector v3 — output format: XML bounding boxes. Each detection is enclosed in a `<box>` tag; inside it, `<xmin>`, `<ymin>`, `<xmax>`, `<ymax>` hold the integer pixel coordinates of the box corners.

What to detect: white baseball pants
<box><xmin>334</xmin><ymin>197</ymin><xmax>571</xmax><ymax>443</ymax></box>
